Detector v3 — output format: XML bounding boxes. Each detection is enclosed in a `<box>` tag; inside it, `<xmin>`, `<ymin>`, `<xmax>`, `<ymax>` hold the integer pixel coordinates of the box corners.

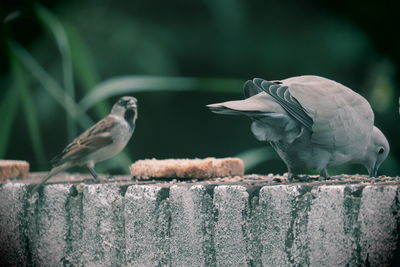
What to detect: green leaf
<box><xmin>10</xmin><ymin>55</ymin><xmax>47</xmax><ymax>169</ymax></box>
<box><xmin>64</xmin><ymin>22</ymin><xmax>110</xmax><ymax>118</ymax></box>
<box><xmin>0</xmin><ymin>79</ymin><xmax>20</xmax><ymax>158</ymax></box>
<box><xmin>9</xmin><ymin>40</ymin><xmax>93</xmax><ymax>129</ymax></box>
<box><xmin>35</xmin><ymin>4</ymin><xmax>77</xmax><ymax>139</ymax></box>
<box><xmin>65</xmin><ymin>24</ymin><xmax>100</xmax><ymax>89</ymax></box>
<box><xmin>80</xmin><ymin>75</ymin><xmax>244</xmax><ymax>111</ymax></box>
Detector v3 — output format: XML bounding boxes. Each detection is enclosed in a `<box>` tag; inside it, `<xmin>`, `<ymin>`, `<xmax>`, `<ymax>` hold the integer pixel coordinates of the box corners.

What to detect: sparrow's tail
<box><xmin>30</xmin><ymin>165</ymin><xmax>67</xmax><ymax>196</ymax></box>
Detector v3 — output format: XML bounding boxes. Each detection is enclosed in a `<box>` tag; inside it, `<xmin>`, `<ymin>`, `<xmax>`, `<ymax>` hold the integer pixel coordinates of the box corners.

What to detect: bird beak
<box><xmin>369</xmin><ymin>164</ymin><xmax>378</xmax><ymax>178</ymax></box>
<box><xmin>126</xmin><ymin>101</ymin><xmax>137</xmax><ymax>110</ymax></box>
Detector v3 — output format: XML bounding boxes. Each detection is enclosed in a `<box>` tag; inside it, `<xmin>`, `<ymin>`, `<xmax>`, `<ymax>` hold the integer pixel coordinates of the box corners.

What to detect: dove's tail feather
<box><xmin>207</xmin><ymin>101</ymin><xmax>264</xmax><ymax>117</ymax></box>
<box><xmin>207</xmin><ymin>91</ymin><xmax>285</xmax><ymax>117</ymax></box>
<box><xmin>30</xmin><ymin>165</ymin><xmax>67</xmax><ymax>196</ymax></box>
<box><xmin>207</xmin><ymin>104</ymin><xmax>246</xmax><ymax>115</ymax></box>
<box><xmin>208</xmin><ymin>98</ymin><xmax>303</xmax><ymax>143</ymax></box>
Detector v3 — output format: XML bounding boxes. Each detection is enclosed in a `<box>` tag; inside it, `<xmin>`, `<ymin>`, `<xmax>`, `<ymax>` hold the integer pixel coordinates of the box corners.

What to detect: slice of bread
<box><xmin>130</xmin><ymin>157</ymin><xmax>244</xmax><ymax>179</ymax></box>
<box><xmin>0</xmin><ymin>160</ymin><xmax>30</xmax><ymax>181</ymax></box>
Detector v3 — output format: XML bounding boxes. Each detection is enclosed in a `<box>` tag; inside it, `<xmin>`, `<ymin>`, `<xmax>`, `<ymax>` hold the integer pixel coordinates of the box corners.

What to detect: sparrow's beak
<box><xmin>126</xmin><ymin>101</ymin><xmax>137</xmax><ymax>110</ymax></box>
<box><xmin>369</xmin><ymin>163</ymin><xmax>378</xmax><ymax>178</ymax></box>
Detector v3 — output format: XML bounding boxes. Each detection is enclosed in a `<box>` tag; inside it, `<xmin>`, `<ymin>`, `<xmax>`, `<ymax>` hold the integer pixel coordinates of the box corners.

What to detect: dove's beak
<box><xmin>369</xmin><ymin>164</ymin><xmax>378</xmax><ymax>178</ymax></box>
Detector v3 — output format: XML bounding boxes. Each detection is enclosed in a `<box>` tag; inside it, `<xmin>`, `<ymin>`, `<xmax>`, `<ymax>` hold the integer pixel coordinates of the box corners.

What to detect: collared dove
<box><xmin>207</xmin><ymin>75</ymin><xmax>389</xmax><ymax>181</ymax></box>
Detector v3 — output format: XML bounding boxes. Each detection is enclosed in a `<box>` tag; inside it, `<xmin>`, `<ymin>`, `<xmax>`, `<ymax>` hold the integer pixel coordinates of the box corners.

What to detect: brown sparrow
<box><xmin>31</xmin><ymin>96</ymin><xmax>138</xmax><ymax>194</ymax></box>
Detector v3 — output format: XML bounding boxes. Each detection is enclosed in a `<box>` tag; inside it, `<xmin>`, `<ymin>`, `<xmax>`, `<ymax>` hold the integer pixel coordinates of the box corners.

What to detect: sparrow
<box><xmin>31</xmin><ymin>96</ymin><xmax>138</xmax><ymax>194</ymax></box>
<box><xmin>207</xmin><ymin>76</ymin><xmax>389</xmax><ymax>181</ymax></box>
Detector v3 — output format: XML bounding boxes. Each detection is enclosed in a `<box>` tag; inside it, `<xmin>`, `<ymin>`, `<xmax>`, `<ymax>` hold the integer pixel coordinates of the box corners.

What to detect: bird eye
<box><xmin>378</xmin><ymin>148</ymin><xmax>385</xmax><ymax>154</ymax></box>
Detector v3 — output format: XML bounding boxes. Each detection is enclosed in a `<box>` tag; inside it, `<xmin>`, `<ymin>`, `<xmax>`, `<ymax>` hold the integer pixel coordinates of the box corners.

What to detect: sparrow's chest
<box><xmin>111</xmin><ymin>119</ymin><xmax>134</xmax><ymax>145</ymax></box>
<box><xmin>89</xmin><ymin>119</ymin><xmax>133</xmax><ymax>163</ymax></box>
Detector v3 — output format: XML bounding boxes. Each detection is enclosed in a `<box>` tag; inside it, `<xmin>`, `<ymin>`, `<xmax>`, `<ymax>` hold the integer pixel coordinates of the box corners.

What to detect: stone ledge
<box><xmin>1</xmin><ymin>174</ymin><xmax>400</xmax><ymax>266</ymax></box>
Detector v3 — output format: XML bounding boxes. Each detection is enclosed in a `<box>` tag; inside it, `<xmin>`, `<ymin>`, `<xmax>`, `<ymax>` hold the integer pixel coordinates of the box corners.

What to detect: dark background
<box><xmin>1</xmin><ymin>0</ymin><xmax>399</xmax><ymax>176</ymax></box>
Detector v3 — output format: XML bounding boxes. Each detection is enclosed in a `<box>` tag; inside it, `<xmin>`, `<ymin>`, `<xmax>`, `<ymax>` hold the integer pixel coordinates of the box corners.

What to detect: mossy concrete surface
<box><xmin>1</xmin><ymin>174</ymin><xmax>400</xmax><ymax>266</ymax></box>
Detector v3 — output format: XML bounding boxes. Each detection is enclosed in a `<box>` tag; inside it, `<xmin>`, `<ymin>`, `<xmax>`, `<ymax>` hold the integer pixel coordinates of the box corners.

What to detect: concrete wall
<box><xmin>1</xmin><ymin>182</ymin><xmax>399</xmax><ymax>266</ymax></box>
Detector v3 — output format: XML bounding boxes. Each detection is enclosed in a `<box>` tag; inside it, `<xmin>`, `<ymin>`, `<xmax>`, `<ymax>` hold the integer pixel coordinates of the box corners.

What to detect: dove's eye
<box><xmin>378</xmin><ymin>148</ymin><xmax>385</xmax><ymax>154</ymax></box>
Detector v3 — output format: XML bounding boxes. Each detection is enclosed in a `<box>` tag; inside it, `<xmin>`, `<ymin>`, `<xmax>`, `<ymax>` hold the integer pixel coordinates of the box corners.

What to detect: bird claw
<box><xmin>298</xmin><ymin>175</ymin><xmax>311</xmax><ymax>182</ymax></box>
<box><xmin>317</xmin><ymin>176</ymin><xmax>330</xmax><ymax>181</ymax></box>
<box><xmin>28</xmin><ymin>191</ymin><xmax>39</xmax><ymax>204</ymax></box>
<box><xmin>287</xmin><ymin>173</ymin><xmax>310</xmax><ymax>182</ymax></box>
<box><xmin>85</xmin><ymin>177</ymin><xmax>102</xmax><ymax>184</ymax></box>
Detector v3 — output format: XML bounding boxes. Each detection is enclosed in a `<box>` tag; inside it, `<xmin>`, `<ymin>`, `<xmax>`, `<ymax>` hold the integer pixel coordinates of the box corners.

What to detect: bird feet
<box><xmin>288</xmin><ymin>173</ymin><xmax>330</xmax><ymax>182</ymax></box>
<box><xmin>86</xmin><ymin>166</ymin><xmax>103</xmax><ymax>182</ymax></box>
<box><xmin>288</xmin><ymin>173</ymin><xmax>310</xmax><ymax>182</ymax></box>
<box><xmin>317</xmin><ymin>176</ymin><xmax>330</xmax><ymax>181</ymax></box>
<box><xmin>298</xmin><ymin>175</ymin><xmax>311</xmax><ymax>182</ymax></box>
<box><xmin>84</xmin><ymin>178</ymin><xmax>102</xmax><ymax>184</ymax></box>
<box><xmin>318</xmin><ymin>169</ymin><xmax>330</xmax><ymax>181</ymax></box>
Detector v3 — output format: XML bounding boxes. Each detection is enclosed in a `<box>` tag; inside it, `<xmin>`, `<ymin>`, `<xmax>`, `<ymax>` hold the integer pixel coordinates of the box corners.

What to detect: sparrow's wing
<box><xmin>51</xmin><ymin>116</ymin><xmax>117</xmax><ymax>166</ymax></box>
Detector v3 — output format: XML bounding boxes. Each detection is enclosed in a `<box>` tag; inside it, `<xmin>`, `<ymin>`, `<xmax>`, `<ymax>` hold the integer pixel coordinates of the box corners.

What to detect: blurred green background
<box><xmin>0</xmin><ymin>0</ymin><xmax>399</xmax><ymax>176</ymax></box>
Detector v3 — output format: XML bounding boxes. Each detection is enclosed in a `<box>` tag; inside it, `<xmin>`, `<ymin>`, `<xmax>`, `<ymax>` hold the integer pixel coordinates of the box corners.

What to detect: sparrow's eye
<box><xmin>118</xmin><ymin>99</ymin><xmax>126</xmax><ymax>106</ymax></box>
<box><xmin>378</xmin><ymin>147</ymin><xmax>385</xmax><ymax>154</ymax></box>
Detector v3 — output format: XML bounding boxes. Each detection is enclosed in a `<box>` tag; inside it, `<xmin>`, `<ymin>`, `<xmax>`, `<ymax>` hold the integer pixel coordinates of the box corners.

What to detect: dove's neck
<box><xmin>355</xmin><ymin>129</ymin><xmax>379</xmax><ymax>173</ymax></box>
<box><xmin>352</xmin><ymin>139</ymin><xmax>372</xmax><ymax>164</ymax></box>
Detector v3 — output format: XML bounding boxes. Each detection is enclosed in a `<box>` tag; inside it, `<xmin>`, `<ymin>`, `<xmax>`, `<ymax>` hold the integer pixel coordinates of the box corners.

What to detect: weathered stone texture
<box><xmin>0</xmin><ymin>182</ymin><xmax>399</xmax><ymax>266</ymax></box>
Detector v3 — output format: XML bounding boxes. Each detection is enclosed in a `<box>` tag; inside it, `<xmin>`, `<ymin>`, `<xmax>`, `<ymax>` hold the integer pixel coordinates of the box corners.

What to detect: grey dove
<box><xmin>207</xmin><ymin>75</ymin><xmax>389</xmax><ymax>181</ymax></box>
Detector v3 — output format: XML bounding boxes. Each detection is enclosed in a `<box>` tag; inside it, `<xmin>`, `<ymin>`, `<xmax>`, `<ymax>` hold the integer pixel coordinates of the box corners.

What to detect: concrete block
<box><xmin>80</xmin><ymin>184</ymin><xmax>125</xmax><ymax>267</ymax></box>
<box><xmin>214</xmin><ymin>185</ymin><xmax>249</xmax><ymax>266</ymax></box>
<box><xmin>0</xmin><ymin>183</ymin><xmax>28</xmax><ymax>266</ymax></box>
<box><xmin>27</xmin><ymin>184</ymin><xmax>71</xmax><ymax>266</ymax></box>
<box><xmin>62</xmin><ymin>184</ymin><xmax>84</xmax><ymax>266</ymax></box>
<box><xmin>256</xmin><ymin>185</ymin><xmax>302</xmax><ymax>267</ymax></box>
<box><xmin>124</xmin><ymin>185</ymin><xmax>170</xmax><ymax>266</ymax></box>
<box><xmin>307</xmin><ymin>186</ymin><xmax>351</xmax><ymax>266</ymax></box>
<box><xmin>1</xmin><ymin>177</ymin><xmax>399</xmax><ymax>266</ymax></box>
<box><xmin>169</xmin><ymin>185</ymin><xmax>215</xmax><ymax>266</ymax></box>
<box><xmin>359</xmin><ymin>186</ymin><xmax>399</xmax><ymax>266</ymax></box>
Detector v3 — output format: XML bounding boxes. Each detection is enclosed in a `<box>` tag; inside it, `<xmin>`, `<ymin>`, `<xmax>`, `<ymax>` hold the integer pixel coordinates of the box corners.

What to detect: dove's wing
<box><xmin>281</xmin><ymin>75</ymin><xmax>374</xmax><ymax>150</ymax></box>
<box><xmin>255</xmin><ymin>79</ymin><xmax>314</xmax><ymax>130</ymax></box>
<box><xmin>243</xmin><ymin>80</ymin><xmax>264</xmax><ymax>98</ymax></box>
<box><xmin>51</xmin><ymin>116</ymin><xmax>117</xmax><ymax>166</ymax></box>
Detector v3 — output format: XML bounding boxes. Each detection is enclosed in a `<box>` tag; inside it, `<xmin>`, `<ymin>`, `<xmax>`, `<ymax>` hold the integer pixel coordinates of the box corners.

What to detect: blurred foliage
<box><xmin>0</xmin><ymin>0</ymin><xmax>399</xmax><ymax>176</ymax></box>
